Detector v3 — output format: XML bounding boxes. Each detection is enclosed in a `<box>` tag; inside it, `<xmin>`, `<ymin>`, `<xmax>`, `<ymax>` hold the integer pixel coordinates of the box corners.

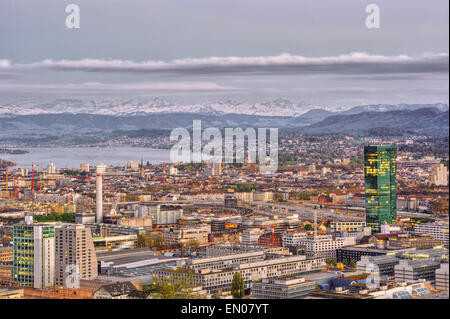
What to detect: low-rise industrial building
<box><xmin>394</xmin><ymin>258</ymin><xmax>442</xmax><ymax>285</ymax></box>
<box><xmin>153</xmin><ymin>255</ymin><xmax>325</xmax><ymax>294</ymax></box>
<box><xmin>252</xmin><ymin>277</ymin><xmax>317</xmax><ymax>299</ymax></box>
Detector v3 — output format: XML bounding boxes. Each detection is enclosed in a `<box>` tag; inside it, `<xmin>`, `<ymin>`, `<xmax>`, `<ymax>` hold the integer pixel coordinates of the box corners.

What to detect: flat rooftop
<box><xmin>97</xmin><ymin>248</ymin><xmax>158</xmax><ymax>262</ymax></box>
<box><xmin>302</xmin><ymin>272</ymin><xmax>341</xmax><ymax>281</ymax></box>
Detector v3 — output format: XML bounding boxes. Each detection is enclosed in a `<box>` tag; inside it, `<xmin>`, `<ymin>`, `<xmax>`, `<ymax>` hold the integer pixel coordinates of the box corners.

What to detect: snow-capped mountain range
<box><xmin>0</xmin><ymin>98</ymin><xmax>447</xmax><ymax>118</ymax></box>
<box><xmin>0</xmin><ymin>98</ymin><xmax>317</xmax><ymax>117</ymax></box>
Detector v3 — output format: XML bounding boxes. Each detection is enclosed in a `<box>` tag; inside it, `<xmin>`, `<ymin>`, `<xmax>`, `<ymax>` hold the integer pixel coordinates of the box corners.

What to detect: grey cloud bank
<box><xmin>0</xmin><ymin>0</ymin><xmax>448</xmax><ymax>108</ymax></box>
<box><xmin>2</xmin><ymin>53</ymin><xmax>448</xmax><ymax>76</ymax></box>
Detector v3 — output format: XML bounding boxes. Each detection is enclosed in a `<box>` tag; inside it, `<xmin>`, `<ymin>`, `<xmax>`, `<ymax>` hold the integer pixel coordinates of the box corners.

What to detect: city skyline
<box><xmin>0</xmin><ymin>0</ymin><xmax>448</xmax><ymax>303</ymax></box>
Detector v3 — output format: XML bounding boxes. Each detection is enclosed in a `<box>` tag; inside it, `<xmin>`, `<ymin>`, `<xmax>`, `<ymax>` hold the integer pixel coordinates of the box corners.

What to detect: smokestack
<box><xmin>314</xmin><ymin>209</ymin><xmax>317</xmax><ymax>237</ymax></box>
<box><xmin>96</xmin><ymin>164</ymin><xmax>105</xmax><ymax>224</ymax></box>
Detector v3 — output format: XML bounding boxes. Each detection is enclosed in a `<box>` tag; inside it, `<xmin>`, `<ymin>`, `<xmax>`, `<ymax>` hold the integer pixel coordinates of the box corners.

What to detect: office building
<box><xmin>337</xmin><ymin>245</ymin><xmax>390</xmax><ymax>264</ymax></box>
<box><xmin>47</xmin><ymin>162</ymin><xmax>56</xmax><ymax>174</ymax></box>
<box><xmin>292</xmin><ymin>234</ymin><xmax>345</xmax><ymax>259</ymax></box>
<box><xmin>329</xmin><ymin>221</ymin><xmax>367</xmax><ymax>233</ymax></box>
<box><xmin>0</xmin><ymin>247</ymin><xmax>12</xmax><ymax>262</ymax></box>
<box><xmin>0</xmin><ymin>247</ymin><xmax>13</xmax><ymax>284</ymax></box>
<box><xmin>252</xmin><ymin>277</ymin><xmax>317</xmax><ymax>299</ymax></box>
<box><xmin>12</xmin><ymin>219</ymin><xmax>56</xmax><ymax>289</ymax></box>
<box><xmin>224</xmin><ymin>194</ymin><xmax>238</xmax><ymax>209</ymax></box>
<box><xmin>282</xmin><ymin>231</ymin><xmax>308</xmax><ymax>247</ymax></box>
<box><xmin>364</xmin><ymin>145</ymin><xmax>397</xmax><ymax>232</ymax></box>
<box><xmin>414</xmin><ymin>222</ymin><xmax>449</xmax><ymax>248</ymax></box>
<box><xmin>153</xmin><ymin>255</ymin><xmax>325</xmax><ymax>294</ymax></box>
<box><xmin>75</xmin><ymin>212</ymin><xmax>96</xmax><ymax>224</ymax></box>
<box><xmin>200</xmin><ymin>243</ymin><xmax>289</xmax><ymax>258</ymax></box>
<box><xmin>183</xmin><ymin>251</ymin><xmax>265</xmax><ymax>271</ymax></box>
<box><xmin>55</xmin><ymin>224</ymin><xmax>98</xmax><ymax>288</ymax></box>
<box><xmin>241</xmin><ymin>228</ymin><xmax>264</xmax><ymax>245</ymax></box>
<box><xmin>136</xmin><ymin>204</ymin><xmax>183</xmax><ymax>225</ymax></box>
<box><xmin>394</xmin><ymin>258</ymin><xmax>442</xmax><ymax>285</ymax></box>
<box><xmin>435</xmin><ymin>263</ymin><xmax>449</xmax><ymax>291</ymax></box>
<box><xmin>429</xmin><ymin>163</ymin><xmax>448</xmax><ymax>186</ymax></box>
<box><xmin>80</xmin><ymin>163</ymin><xmax>90</xmax><ymax>173</ymax></box>
<box><xmin>357</xmin><ymin>255</ymin><xmax>400</xmax><ymax>278</ymax></box>
<box><xmin>387</xmin><ymin>233</ymin><xmax>444</xmax><ymax>250</ymax></box>
<box><xmin>162</xmin><ymin>224</ymin><xmax>210</xmax><ymax>246</ymax></box>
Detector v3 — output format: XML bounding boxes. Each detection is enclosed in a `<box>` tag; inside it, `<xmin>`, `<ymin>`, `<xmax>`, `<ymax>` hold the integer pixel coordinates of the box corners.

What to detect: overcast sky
<box><xmin>0</xmin><ymin>0</ymin><xmax>448</xmax><ymax>108</ymax></box>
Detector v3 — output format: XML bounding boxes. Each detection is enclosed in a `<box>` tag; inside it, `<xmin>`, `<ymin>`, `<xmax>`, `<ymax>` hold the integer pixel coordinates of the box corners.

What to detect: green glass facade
<box><xmin>364</xmin><ymin>145</ymin><xmax>397</xmax><ymax>233</ymax></box>
<box><xmin>12</xmin><ymin>224</ymin><xmax>55</xmax><ymax>287</ymax></box>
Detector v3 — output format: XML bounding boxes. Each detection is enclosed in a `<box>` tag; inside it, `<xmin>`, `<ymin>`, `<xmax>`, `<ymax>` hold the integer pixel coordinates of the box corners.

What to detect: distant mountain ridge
<box><xmin>340</xmin><ymin>103</ymin><xmax>449</xmax><ymax>114</ymax></box>
<box><xmin>301</xmin><ymin>107</ymin><xmax>449</xmax><ymax>136</ymax></box>
<box><xmin>0</xmin><ymin>99</ymin><xmax>448</xmax><ymax>138</ymax></box>
<box><xmin>0</xmin><ymin>98</ymin><xmax>315</xmax><ymax>118</ymax></box>
<box><xmin>0</xmin><ymin>98</ymin><xmax>447</xmax><ymax>120</ymax></box>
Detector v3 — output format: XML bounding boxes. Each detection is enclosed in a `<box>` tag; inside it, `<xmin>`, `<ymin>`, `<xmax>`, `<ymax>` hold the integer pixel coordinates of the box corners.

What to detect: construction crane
<box><xmin>253</xmin><ymin>224</ymin><xmax>278</xmax><ymax>246</ymax></box>
<box><xmin>4</xmin><ymin>162</ymin><xmax>46</xmax><ymax>200</ymax></box>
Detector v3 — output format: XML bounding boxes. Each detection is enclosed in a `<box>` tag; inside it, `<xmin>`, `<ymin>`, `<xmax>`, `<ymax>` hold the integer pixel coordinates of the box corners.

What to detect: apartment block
<box><xmin>282</xmin><ymin>232</ymin><xmax>308</xmax><ymax>247</ymax></box>
<box><xmin>293</xmin><ymin>234</ymin><xmax>344</xmax><ymax>259</ymax></box>
<box><xmin>55</xmin><ymin>224</ymin><xmax>98</xmax><ymax>288</ymax></box>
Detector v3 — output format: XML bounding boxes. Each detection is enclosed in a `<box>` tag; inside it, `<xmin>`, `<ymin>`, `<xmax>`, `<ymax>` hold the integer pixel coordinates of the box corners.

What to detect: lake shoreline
<box><xmin>0</xmin><ymin>147</ymin><xmax>171</xmax><ymax>169</ymax></box>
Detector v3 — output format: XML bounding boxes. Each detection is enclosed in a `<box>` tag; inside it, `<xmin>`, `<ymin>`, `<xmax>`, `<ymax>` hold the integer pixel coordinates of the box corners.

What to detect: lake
<box><xmin>1</xmin><ymin>147</ymin><xmax>171</xmax><ymax>169</ymax></box>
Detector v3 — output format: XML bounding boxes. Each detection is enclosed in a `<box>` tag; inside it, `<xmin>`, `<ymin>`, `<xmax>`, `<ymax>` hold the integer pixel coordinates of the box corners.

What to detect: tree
<box><xmin>33</xmin><ymin>212</ymin><xmax>75</xmax><ymax>223</ymax></box>
<box><xmin>349</xmin><ymin>260</ymin><xmax>356</xmax><ymax>269</ymax></box>
<box><xmin>432</xmin><ymin>198</ymin><xmax>449</xmax><ymax>214</ymax></box>
<box><xmin>137</xmin><ymin>233</ymin><xmax>166</xmax><ymax>249</ymax></box>
<box><xmin>325</xmin><ymin>258</ymin><xmax>338</xmax><ymax>267</ymax></box>
<box><xmin>137</xmin><ymin>234</ymin><xmax>147</xmax><ymax>248</ymax></box>
<box><xmin>231</xmin><ymin>272</ymin><xmax>245</xmax><ymax>299</ymax></box>
<box><xmin>331</xmin><ymin>258</ymin><xmax>338</xmax><ymax>267</ymax></box>
<box><xmin>304</xmin><ymin>224</ymin><xmax>313</xmax><ymax>231</ymax></box>
<box><xmin>151</xmin><ymin>280</ymin><xmax>196</xmax><ymax>299</ymax></box>
<box><xmin>148</xmin><ymin>233</ymin><xmax>165</xmax><ymax>248</ymax></box>
<box><xmin>184</xmin><ymin>239</ymin><xmax>200</xmax><ymax>249</ymax></box>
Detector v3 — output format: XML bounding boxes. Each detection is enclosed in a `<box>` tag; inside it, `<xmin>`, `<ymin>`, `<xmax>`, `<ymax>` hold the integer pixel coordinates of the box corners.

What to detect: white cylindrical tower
<box><xmin>96</xmin><ymin>164</ymin><xmax>106</xmax><ymax>223</ymax></box>
<box><xmin>314</xmin><ymin>209</ymin><xmax>317</xmax><ymax>237</ymax></box>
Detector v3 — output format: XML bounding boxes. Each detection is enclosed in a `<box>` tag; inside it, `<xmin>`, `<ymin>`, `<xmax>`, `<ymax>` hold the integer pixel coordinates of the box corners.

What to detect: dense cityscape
<box><xmin>0</xmin><ymin>0</ymin><xmax>448</xmax><ymax>310</ymax></box>
<box><xmin>0</xmin><ymin>133</ymin><xmax>448</xmax><ymax>299</ymax></box>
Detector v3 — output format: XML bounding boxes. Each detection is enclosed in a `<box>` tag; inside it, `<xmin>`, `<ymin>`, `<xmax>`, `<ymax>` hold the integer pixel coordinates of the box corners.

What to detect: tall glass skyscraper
<box><xmin>13</xmin><ymin>221</ymin><xmax>55</xmax><ymax>288</ymax></box>
<box><xmin>364</xmin><ymin>145</ymin><xmax>397</xmax><ymax>233</ymax></box>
